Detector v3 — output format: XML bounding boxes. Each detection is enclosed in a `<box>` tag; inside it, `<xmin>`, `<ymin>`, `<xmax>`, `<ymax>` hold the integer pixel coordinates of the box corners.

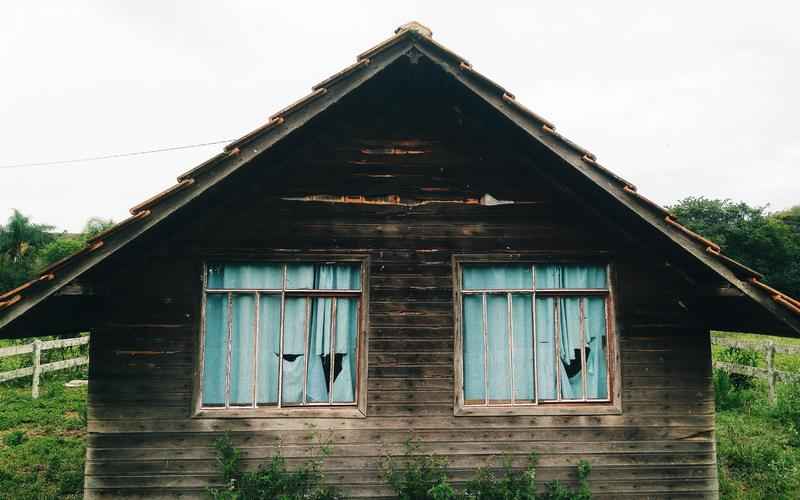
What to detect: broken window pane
<box><xmin>282</xmin><ymin>297</ymin><xmax>307</xmax><ymax>404</ymax></box>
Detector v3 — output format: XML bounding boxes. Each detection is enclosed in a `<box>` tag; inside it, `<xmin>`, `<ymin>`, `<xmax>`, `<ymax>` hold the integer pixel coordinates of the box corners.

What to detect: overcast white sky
<box><xmin>1</xmin><ymin>2</ymin><xmax>798</xmax><ymax>232</ymax></box>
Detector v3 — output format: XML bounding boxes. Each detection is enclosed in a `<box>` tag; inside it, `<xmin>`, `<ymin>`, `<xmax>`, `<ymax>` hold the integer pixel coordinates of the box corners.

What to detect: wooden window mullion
<box><xmin>482</xmin><ymin>293</ymin><xmax>489</xmax><ymax>406</ymax></box>
<box><xmin>277</xmin><ymin>265</ymin><xmax>287</xmax><ymax>408</ymax></box>
<box><xmin>302</xmin><ymin>298</ymin><xmax>311</xmax><ymax>405</ymax></box>
<box><xmin>329</xmin><ymin>298</ymin><xmax>337</xmax><ymax>405</ymax></box>
<box><xmin>580</xmin><ymin>297</ymin><xmax>587</xmax><ymax>400</ymax></box>
<box><xmin>252</xmin><ymin>292</ymin><xmax>260</xmax><ymax>408</ymax></box>
<box><xmin>224</xmin><ymin>292</ymin><xmax>233</xmax><ymax>409</ymax></box>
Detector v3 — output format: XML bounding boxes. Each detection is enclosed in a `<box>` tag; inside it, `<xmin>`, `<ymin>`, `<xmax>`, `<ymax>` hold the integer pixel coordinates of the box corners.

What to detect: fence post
<box><xmin>766</xmin><ymin>341</ymin><xmax>776</xmax><ymax>405</ymax></box>
<box><xmin>31</xmin><ymin>339</ymin><xmax>42</xmax><ymax>399</ymax></box>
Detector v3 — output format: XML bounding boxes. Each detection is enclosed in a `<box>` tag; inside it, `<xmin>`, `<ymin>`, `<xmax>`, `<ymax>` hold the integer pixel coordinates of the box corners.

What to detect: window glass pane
<box><xmin>486</xmin><ymin>294</ymin><xmax>512</xmax><ymax>402</ymax></box>
<box><xmin>511</xmin><ymin>294</ymin><xmax>535</xmax><ymax>403</ymax></box>
<box><xmin>462</xmin><ymin>295</ymin><xmax>485</xmax><ymax>403</ymax></box>
<box><xmin>585</xmin><ymin>297</ymin><xmax>608</xmax><ymax>399</ymax></box>
<box><xmin>286</xmin><ymin>264</ymin><xmax>361</xmax><ymax>290</ymax></box>
<box><xmin>333</xmin><ymin>265</ymin><xmax>361</xmax><ymax>290</ymax></box>
<box><xmin>307</xmin><ymin>298</ymin><xmax>333</xmax><ymax>403</ymax></box>
<box><xmin>229</xmin><ymin>294</ymin><xmax>256</xmax><ymax>405</ymax></box>
<box><xmin>332</xmin><ymin>298</ymin><xmax>359</xmax><ymax>403</ymax></box>
<box><xmin>463</xmin><ymin>265</ymin><xmax>532</xmax><ymax>290</ymax></box>
<box><xmin>536</xmin><ymin>264</ymin><xmax>606</xmax><ymax>289</ymax></box>
<box><xmin>208</xmin><ymin>264</ymin><xmax>283</xmax><ymax>289</ymax></box>
<box><xmin>282</xmin><ymin>297</ymin><xmax>307</xmax><ymax>404</ymax></box>
<box><xmin>535</xmin><ymin>297</ymin><xmax>556</xmax><ymax>400</ymax></box>
<box><xmin>286</xmin><ymin>264</ymin><xmax>315</xmax><ymax>289</ymax></box>
<box><xmin>257</xmin><ymin>295</ymin><xmax>281</xmax><ymax>405</ymax></box>
<box><xmin>559</xmin><ymin>297</ymin><xmax>584</xmax><ymax>399</ymax></box>
<box><xmin>202</xmin><ymin>294</ymin><xmax>228</xmax><ymax>406</ymax></box>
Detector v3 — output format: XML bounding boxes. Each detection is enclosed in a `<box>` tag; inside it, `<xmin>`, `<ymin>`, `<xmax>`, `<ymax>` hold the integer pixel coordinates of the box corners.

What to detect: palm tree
<box><xmin>0</xmin><ymin>209</ymin><xmax>54</xmax><ymax>263</ymax></box>
<box><xmin>0</xmin><ymin>210</ymin><xmax>55</xmax><ymax>291</ymax></box>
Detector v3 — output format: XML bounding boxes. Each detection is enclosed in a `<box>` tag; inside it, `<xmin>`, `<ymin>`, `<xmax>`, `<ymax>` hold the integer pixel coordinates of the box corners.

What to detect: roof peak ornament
<box><xmin>396</xmin><ymin>21</ymin><xmax>433</xmax><ymax>38</ymax></box>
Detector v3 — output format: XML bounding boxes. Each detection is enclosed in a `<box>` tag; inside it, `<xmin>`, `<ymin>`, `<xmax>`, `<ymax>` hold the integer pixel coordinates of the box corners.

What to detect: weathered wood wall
<box><xmin>83</xmin><ymin>55</ymin><xmax>717</xmax><ymax>498</ymax></box>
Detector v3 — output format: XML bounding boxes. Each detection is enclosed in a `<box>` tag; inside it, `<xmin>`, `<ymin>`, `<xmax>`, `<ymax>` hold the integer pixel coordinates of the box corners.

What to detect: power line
<box><xmin>0</xmin><ymin>139</ymin><xmax>234</xmax><ymax>169</ymax></box>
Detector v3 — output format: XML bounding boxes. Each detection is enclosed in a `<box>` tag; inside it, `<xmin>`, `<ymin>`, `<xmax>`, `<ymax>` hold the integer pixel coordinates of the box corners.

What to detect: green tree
<box><xmin>82</xmin><ymin>217</ymin><xmax>114</xmax><ymax>240</ymax></box>
<box><xmin>0</xmin><ymin>210</ymin><xmax>55</xmax><ymax>291</ymax></box>
<box><xmin>0</xmin><ymin>211</ymin><xmax>115</xmax><ymax>293</ymax></box>
<box><xmin>775</xmin><ymin>205</ymin><xmax>800</xmax><ymax>232</ymax></box>
<box><xmin>36</xmin><ymin>218</ymin><xmax>115</xmax><ymax>269</ymax></box>
<box><xmin>37</xmin><ymin>237</ymin><xmax>85</xmax><ymax>267</ymax></box>
<box><xmin>0</xmin><ymin>210</ymin><xmax>54</xmax><ymax>264</ymax></box>
<box><xmin>668</xmin><ymin>197</ymin><xmax>800</xmax><ymax>297</ymax></box>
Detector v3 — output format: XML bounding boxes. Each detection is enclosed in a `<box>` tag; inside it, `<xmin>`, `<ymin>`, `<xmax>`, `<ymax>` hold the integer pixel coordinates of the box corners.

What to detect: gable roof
<box><xmin>1</xmin><ymin>21</ymin><xmax>799</xmax><ymax>336</ymax></box>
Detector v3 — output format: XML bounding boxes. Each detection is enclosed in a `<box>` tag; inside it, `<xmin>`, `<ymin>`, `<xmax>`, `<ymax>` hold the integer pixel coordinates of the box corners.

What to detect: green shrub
<box><xmin>3</xmin><ymin>430</ymin><xmax>27</xmax><ymax>446</ymax></box>
<box><xmin>461</xmin><ymin>454</ymin><xmax>538</xmax><ymax>500</ymax></box>
<box><xmin>380</xmin><ymin>439</ymin><xmax>452</xmax><ymax>500</ymax></box>
<box><xmin>381</xmin><ymin>440</ymin><xmax>592</xmax><ymax>500</ymax></box>
<box><xmin>771</xmin><ymin>381</ymin><xmax>800</xmax><ymax>425</ymax></box>
<box><xmin>540</xmin><ymin>461</ymin><xmax>591</xmax><ymax>500</ymax></box>
<box><xmin>714</xmin><ymin>369</ymin><xmax>751</xmax><ymax>411</ymax></box>
<box><xmin>207</xmin><ymin>432</ymin><xmax>343</xmax><ymax>500</ymax></box>
<box><xmin>718</xmin><ymin>346</ymin><xmax>759</xmax><ymax>389</ymax></box>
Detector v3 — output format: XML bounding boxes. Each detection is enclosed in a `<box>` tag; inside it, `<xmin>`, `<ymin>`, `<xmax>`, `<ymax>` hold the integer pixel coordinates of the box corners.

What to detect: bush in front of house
<box><xmin>209</xmin><ymin>436</ymin><xmax>593</xmax><ymax>499</ymax></box>
<box><xmin>380</xmin><ymin>441</ymin><xmax>591</xmax><ymax>500</ymax></box>
<box><xmin>207</xmin><ymin>433</ymin><xmax>343</xmax><ymax>500</ymax></box>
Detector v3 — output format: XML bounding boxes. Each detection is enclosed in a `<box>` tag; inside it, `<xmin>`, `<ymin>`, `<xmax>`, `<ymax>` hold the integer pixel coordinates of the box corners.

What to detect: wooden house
<box><xmin>2</xmin><ymin>22</ymin><xmax>800</xmax><ymax>499</ymax></box>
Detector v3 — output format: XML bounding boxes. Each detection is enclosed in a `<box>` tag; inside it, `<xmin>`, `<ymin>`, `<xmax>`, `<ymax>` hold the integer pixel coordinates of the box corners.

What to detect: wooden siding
<box><xmin>84</xmin><ymin>204</ymin><xmax>716</xmax><ymax>498</ymax></box>
<box><xmin>83</xmin><ymin>56</ymin><xmax>717</xmax><ymax>498</ymax></box>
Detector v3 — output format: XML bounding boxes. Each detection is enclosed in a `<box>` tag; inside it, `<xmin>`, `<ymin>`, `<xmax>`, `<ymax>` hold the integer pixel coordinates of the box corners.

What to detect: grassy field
<box><xmin>1</xmin><ymin>334</ymin><xmax>799</xmax><ymax>499</ymax></box>
<box><xmin>712</xmin><ymin>331</ymin><xmax>800</xmax><ymax>499</ymax></box>
<box><xmin>0</xmin><ymin>339</ymin><xmax>88</xmax><ymax>500</ymax></box>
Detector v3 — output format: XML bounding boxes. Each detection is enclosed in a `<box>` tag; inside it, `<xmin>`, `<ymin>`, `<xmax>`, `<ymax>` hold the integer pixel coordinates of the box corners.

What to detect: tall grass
<box><xmin>714</xmin><ymin>371</ymin><xmax>800</xmax><ymax>499</ymax></box>
<box><xmin>0</xmin><ymin>368</ymin><xmax>87</xmax><ymax>500</ymax></box>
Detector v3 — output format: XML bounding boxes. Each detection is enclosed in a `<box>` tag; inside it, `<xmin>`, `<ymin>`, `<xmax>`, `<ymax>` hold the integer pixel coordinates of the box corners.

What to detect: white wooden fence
<box><xmin>712</xmin><ymin>336</ymin><xmax>800</xmax><ymax>404</ymax></box>
<box><xmin>0</xmin><ymin>336</ymin><xmax>89</xmax><ymax>398</ymax></box>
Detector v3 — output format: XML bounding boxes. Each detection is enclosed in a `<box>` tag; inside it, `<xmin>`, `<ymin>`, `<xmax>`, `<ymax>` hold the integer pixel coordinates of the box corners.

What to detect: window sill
<box><xmin>454</xmin><ymin>403</ymin><xmax>621</xmax><ymax>417</ymax></box>
<box><xmin>194</xmin><ymin>407</ymin><xmax>366</xmax><ymax>419</ymax></box>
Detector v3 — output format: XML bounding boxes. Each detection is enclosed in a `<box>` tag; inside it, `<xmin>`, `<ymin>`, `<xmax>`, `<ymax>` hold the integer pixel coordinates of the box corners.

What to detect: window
<box><xmin>200</xmin><ymin>262</ymin><xmax>363</xmax><ymax>409</ymax></box>
<box><xmin>459</xmin><ymin>263</ymin><xmax>612</xmax><ymax>408</ymax></box>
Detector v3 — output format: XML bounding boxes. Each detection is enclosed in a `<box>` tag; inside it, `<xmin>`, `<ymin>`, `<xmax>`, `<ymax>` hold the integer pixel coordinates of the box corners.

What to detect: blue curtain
<box><xmin>307</xmin><ymin>297</ymin><xmax>333</xmax><ymax>403</ymax></box>
<box><xmin>202</xmin><ymin>294</ymin><xmax>228</xmax><ymax>406</ymax></box>
<box><xmin>203</xmin><ymin>263</ymin><xmax>361</xmax><ymax>407</ymax></box>
<box><xmin>257</xmin><ymin>295</ymin><xmax>281</xmax><ymax>405</ymax></box>
<box><xmin>586</xmin><ymin>296</ymin><xmax>608</xmax><ymax>399</ymax></box>
<box><xmin>463</xmin><ymin>265</ymin><xmax>532</xmax><ymax>290</ymax></box>
<box><xmin>287</xmin><ymin>263</ymin><xmax>361</xmax><ymax>290</ymax></box>
<box><xmin>333</xmin><ymin>297</ymin><xmax>358</xmax><ymax>402</ymax></box>
<box><xmin>486</xmin><ymin>294</ymin><xmax>511</xmax><ymax>402</ymax></box>
<box><xmin>535</xmin><ymin>297</ymin><xmax>556</xmax><ymax>400</ymax></box>
<box><xmin>208</xmin><ymin>263</ymin><xmax>283</xmax><ymax>289</ymax></box>
<box><xmin>229</xmin><ymin>295</ymin><xmax>256</xmax><ymax>405</ymax></box>
<box><xmin>462</xmin><ymin>264</ymin><xmax>608</xmax><ymax>404</ymax></box>
<box><xmin>512</xmin><ymin>294</ymin><xmax>535</xmax><ymax>402</ymax></box>
<box><xmin>462</xmin><ymin>266</ymin><xmax>535</xmax><ymax>404</ymax></box>
<box><xmin>282</xmin><ymin>297</ymin><xmax>307</xmax><ymax>404</ymax></box>
<box><xmin>558</xmin><ymin>297</ymin><xmax>583</xmax><ymax>399</ymax></box>
<box><xmin>537</xmin><ymin>264</ymin><xmax>606</xmax><ymax>289</ymax></box>
<box><xmin>284</xmin><ymin>264</ymin><xmax>360</xmax><ymax>404</ymax></box>
<box><xmin>462</xmin><ymin>294</ymin><xmax>485</xmax><ymax>402</ymax></box>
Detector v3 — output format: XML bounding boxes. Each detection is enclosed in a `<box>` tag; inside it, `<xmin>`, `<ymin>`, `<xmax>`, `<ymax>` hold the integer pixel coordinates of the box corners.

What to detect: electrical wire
<box><xmin>0</xmin><ymin>140</ymin><xmax>234</xmax><ymax>169</ymax></box>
